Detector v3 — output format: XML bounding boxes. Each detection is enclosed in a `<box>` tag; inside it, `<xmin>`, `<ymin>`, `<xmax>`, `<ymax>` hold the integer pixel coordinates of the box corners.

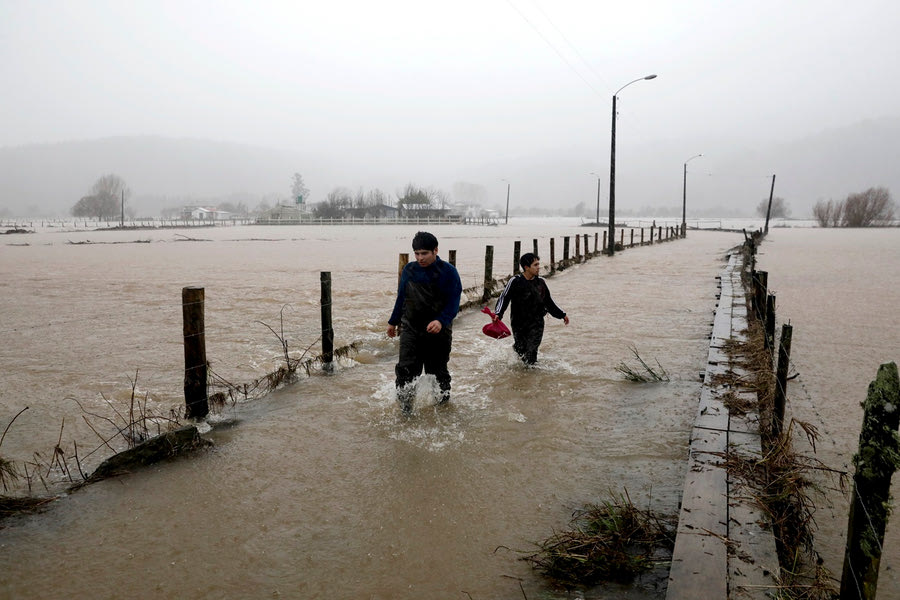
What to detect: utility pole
<box><xmin>504</xmin><ymin>180</ymin><xmax>510</xmax><ymax>225</ymax></box>
<box><xmin>764</xmin><ymin>174</ymin><xmax>776</xmax><ymax>234</ymax></box>
<box><xmin>608</xmin><ymin>93</ymin><xmax>617</xmax><ymax>255</ymax></box>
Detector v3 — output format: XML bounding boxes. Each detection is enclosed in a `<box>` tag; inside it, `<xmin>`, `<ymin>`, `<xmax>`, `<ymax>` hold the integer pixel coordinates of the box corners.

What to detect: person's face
<box><xmin>525</xmin><ymin>259</ymin><xmax>540</xmax><ymax>277</ymax></box>
<box><xmin>414</xmin><ymin>248</ymin><xmax>437</xmax><ymax>267</ymax></box>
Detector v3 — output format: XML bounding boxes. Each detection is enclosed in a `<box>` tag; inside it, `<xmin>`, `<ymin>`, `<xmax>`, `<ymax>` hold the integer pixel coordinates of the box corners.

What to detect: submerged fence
<box><xmin>178</xmin><ymin>227</ymin><xmax>684</xmax><ymax>416</ymax></box>
<box><xmin>742</xmin><ymin>230</ymin><xmax>900</xmax><ymax>600</ymax></box>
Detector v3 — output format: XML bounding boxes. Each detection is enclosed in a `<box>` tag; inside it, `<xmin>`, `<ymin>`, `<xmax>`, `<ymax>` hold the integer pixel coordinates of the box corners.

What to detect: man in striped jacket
<box><xmin>493</xmin><ymin>253</ymin><xmax>569</xmax><ymax>365</ymax></box>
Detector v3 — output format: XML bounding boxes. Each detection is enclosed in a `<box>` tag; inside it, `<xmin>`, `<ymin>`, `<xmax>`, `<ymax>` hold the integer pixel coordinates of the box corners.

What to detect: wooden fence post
<box><xmin>575</xmin><ymin>234</ymin><xmax>581</xmax><ymax>262</ymax></box>
<box><xmin>513</xmin><ymin>240</ymin><xmax>521</xmax><ymax>274</ymax></box>
<box><xmin>448</xmin><ymin>249</ymin><xmax>456</xmax><ymax>267</ymax></box>
<box><xmin>563</xmin><ymin>236</ymin><xmax>570</xmax><ymax>266</ymax></box>
<box><xmin>841</xmin><ymin>362</ymin><xmax>900</xmax><ymax>600</ymax></box>
<box><xmin>320</xmin><ymin>272</ymin><xmax>334</xmax><ymax>369</ymax></box>
<box><xmin>482</xmin><ymin>245</ymin><xmax>494</xmax><ymax>302</ymax></box>
<box><xmin>772</xmin><ymin>323</ymin><xmax>792</xmax><ymax>438</ymax></box>
<box><xmin>182</xmin><ymin>286</ymin><xmax>208</xmax><ymax>420</ymax></box>
<box><xmin>533</xmin><ymin>238</ymin><xmax>538</xmax><ymax>257</ymax></box>
<box><xmin>619</xmin><ymin>229</ymin><xmax>624</xmax><ymax>248</ymax></box>
<box><xmin>630</xmin><ymin>229</ymin><xmax>634</xmax><ymax>247</ymax></box>
<box><xmin>754</xmin><ymin>270</ymin><xmax>768</xmax><ymax>322</ymax></box>
<box><xmin>594</xmin><ymin>232</ymin><xmax>599</xmax><ymax>255</ymax></box>
<box><xmin>765</xmin><ymin>294</ymin><xmax>776</xmax><ymax>352</ymax></box>
<box><xmin>602</xmin><ymin>231</ymin><xmax>607</xmax><ymax>253</ymax></box>
<box><xmin>550</xmin><ymin>238</ymin><xmax>556</xmax><ymax>273</ymax></box>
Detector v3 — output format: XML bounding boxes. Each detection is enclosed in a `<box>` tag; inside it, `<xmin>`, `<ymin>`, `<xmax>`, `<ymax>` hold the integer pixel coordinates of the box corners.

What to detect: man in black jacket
<box><xmin>388</xmin><ymin>231</ymin><xmax>462</xmax><ymax>414</ymax></box>
<box><xmin>493</xmin><ymin>253</ymin><xmax>569</xmax><ymax>365</ymax></box>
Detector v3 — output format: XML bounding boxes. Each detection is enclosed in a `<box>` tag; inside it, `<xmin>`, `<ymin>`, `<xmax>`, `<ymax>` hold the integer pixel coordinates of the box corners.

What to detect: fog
<box><xmin>2</xmin><ymin>0</ymin><xmax>899</xmax><ymax>217</ymax></box>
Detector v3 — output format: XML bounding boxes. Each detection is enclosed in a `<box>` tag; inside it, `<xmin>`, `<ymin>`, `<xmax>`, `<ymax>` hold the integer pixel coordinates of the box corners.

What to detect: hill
<box><xmin>2</xmin><ymin>118</ymin><xmax>898</xmax><ymax>218</ymax></box>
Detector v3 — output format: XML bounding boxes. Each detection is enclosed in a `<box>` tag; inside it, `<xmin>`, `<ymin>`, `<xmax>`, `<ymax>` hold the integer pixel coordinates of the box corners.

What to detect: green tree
<box><xmin>291</xmin><ymin>173</ymin><xmax>310</xmax><ymax>204</ymax></box>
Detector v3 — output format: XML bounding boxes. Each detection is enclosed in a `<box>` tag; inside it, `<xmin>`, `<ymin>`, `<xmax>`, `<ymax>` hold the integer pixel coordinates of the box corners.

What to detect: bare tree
<box><xmin>397</xmin><ymin>183</ymin><xmax>447</xmax><ymax>211</ymax></box>
<box><xmin>812</xmin><ymin>199</ymin><xmax>843</xmax><ymax>227</ymax></box>
<box><xmin>364</xmin><ymin>188</ymin><xmax>389</xmax><ymax>206</ymax></box>
<box><xmin>313</xmin><ymin>187</ymin><xmax>353</xmax><ymax>218</ymax></box>
<box><xmin>812</xmin><ymin>188</ymin><xmax>894</xmax><ymax>227</ymax></box>
<box><xmin>755</xmin><ymin>196</ymin><xmax>791</xmax><ymax>219</ymax></box>
<box><xmin>352</xmin><ymin>188</ymin><xmax>369</xmax><ymax>209</ymax></box>
<box><xmin>842</xmin><ymin>186</ymin><xmax>895</xmax><ymax>227</ymax></box>
<box><xmin>71</xmin><ymin>174</ymin><xmax>129</xmax><ymax>219</ymax></box>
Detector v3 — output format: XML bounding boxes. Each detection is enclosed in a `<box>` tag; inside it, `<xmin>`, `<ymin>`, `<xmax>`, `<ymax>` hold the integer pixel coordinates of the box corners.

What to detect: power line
<box><xmin>504</xmin><ymin>0</ymin><xmax>603</xmax><ymax>97</ymax></box>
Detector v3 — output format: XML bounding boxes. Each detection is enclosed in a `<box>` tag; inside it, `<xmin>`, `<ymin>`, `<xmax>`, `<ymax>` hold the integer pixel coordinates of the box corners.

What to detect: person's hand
<box><xmin>563</xmin><ymin>315</ymin><xmax>570</xmax><ymax>325</ymax></box>
<box><xmin>426</xmin><ymin>320</ymin><xmax>443</xmax><ymax>334</ymax></box>
<box><xmin>387</xmin><ymin>324</ymin><xmax>397</xmax><ymax>338</ymax></box>
<box><xmin>492</xmin><ymin>314</ymin><xmax>500</xmax><ymax>323</ymax></box>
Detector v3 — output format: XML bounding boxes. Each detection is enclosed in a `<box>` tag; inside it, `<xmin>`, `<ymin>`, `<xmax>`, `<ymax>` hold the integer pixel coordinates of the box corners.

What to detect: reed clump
<box><xmin>615</xmin><ymin>345</ymin><xmax>670</xmax><ymax>382</ymax></box>
<box><xmin>523</xmin><ymin>491</ymin><xmax>675</xmax><ymax>587</ymax></box>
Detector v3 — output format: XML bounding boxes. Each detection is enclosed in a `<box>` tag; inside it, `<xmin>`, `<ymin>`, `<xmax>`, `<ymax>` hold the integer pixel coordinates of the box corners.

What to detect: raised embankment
<box><xmin>666</xmin><ymin>250</ymin><xmax>780</xmax><ymax>599</ymax></box>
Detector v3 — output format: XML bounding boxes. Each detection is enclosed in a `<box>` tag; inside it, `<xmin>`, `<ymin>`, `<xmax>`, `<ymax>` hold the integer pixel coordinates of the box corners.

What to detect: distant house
<box><xmin>400</xmin><ymin>206</ymin><xmax>452</xmax><ymax>219</ymax></box>
<box><xmin>346</xmin><ymin>203</ymin><xmax>400</xmax><ymax>219</ymax></box>
<box><xmin>182</xmin><ymin>206</ymin><xmax>231</xmax><ymax>220</ymax></box>
<box><xmin>257</xmin><ymin>203</ymin><xmax>306</xmax><ymax>222</ymax></box>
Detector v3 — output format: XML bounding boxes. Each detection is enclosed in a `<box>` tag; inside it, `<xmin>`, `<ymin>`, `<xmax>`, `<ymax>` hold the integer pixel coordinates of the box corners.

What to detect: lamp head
<box><xmin>644</xmin><ymin>74</ymin><xmax>658</xmax><ymax>80</ymax></box>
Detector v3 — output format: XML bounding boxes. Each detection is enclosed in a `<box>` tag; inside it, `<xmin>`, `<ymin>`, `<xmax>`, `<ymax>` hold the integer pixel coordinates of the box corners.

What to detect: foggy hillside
<box><xmin>1</xmin><ymin>117</ymin><xmax>898</xmax><ymax>218</ymax></box>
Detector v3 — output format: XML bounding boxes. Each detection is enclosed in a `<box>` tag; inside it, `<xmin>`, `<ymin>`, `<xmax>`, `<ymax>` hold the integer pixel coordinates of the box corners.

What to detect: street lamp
<box><xmin>682</xmin><ymin>153</ymin><xmax>703</xmax><ymax>236</ymax></box>
<box><xmin>590</xmin><ymin>171</ymin><xmax>601</xmax><ymax>224</ymax></box>
<box><xmin>608</xmin><ymin>73</ymin><xmax>657</xmax><ymax>256</ymax></box>
<box><xmin>502</xmin><ymin>179</ymin><xmax>510</xmax><ymax>224</ymax></box>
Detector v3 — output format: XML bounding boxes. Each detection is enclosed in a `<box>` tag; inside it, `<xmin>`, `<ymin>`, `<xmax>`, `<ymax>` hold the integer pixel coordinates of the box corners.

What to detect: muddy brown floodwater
<box><xmin>2</xmin><ymin>222</ymin><xmax>743</xmax><ymax>598</ymax></box>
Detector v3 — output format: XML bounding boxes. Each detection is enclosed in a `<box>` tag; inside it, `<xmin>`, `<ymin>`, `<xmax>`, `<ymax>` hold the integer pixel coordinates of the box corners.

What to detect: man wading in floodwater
<box><xmin>493</xmin><ymin>253</ymin><xmax>569</xmax><ymax>366</ymax></box>
<box><xmin>387</xmin><ymin>231</ymin><xmax>462</xmax><ymax>414</ymax></box>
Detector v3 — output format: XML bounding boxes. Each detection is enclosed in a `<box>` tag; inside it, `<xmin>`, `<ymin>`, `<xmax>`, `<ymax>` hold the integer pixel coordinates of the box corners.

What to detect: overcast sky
<box><xmin>2</xmin><ymin>0</ymin><xmax>898</xmax><ymax>213</ymax></box>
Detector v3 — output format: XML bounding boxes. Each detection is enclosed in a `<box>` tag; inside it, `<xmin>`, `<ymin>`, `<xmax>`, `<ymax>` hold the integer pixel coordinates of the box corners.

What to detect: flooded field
<box><xmin>6</xmin><ymin>222</ymin><xmax>894</xmax><ymax>597</ymax></box>
<box><xmin>0</xmin><ymin>220</ymin><xmax>737</xmax><ymax>598</ymax></box>
<box><xmin>757</xmin><ymin>228</ymin><xmax>900</xmax><ymax>599</ymax></box>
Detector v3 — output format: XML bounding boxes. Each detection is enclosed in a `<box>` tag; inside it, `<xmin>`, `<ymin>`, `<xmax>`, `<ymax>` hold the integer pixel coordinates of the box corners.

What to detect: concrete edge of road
<box><xmin>666</xmin><ymin>252</ymin><xmax>781</xmax><ymax>599</ymax></box>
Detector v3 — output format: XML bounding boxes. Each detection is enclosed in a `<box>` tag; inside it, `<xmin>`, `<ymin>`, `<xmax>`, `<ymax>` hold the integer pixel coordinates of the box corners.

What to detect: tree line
<box><xmin>309</xmin><ymin>183</ymin><xmax>452</xmax><ymax>219</ymax></box>
<box><xmin>813</xmin><ymin>187</ymin><xmax>895</xmax><ymax>227</ymax></box>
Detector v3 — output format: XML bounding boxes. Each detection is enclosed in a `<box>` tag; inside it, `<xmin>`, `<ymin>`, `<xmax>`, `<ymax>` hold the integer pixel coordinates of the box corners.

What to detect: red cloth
<box><xmin>481</xmin><ymin>306</ymin><xmax>511</xmax><ymax>339</ymax></box>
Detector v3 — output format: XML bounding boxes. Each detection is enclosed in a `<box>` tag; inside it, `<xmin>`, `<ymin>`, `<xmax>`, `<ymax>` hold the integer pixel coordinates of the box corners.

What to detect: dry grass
<box><xmin>1</xmin><ymin>407</ymin><xmax>28</xmax><ymax>492</ymax></box>
<box><xmin>719</xmin><ymin>240</ymin><xmax>843</xmax><ymax>598</ymax></box>
<box><xmin>0</xmin><ymin>494</ymin><xmax>56</xmax><ymax>519</ymax></box>
<box><xmin>522</xmin><ymin>491</ymin><xmax>675</xmax><ymax>587</ymax></box>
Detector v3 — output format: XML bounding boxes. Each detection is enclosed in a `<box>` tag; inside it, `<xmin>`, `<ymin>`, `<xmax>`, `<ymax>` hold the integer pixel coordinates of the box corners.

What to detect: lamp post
<box><xmin>608</xmin><ymin>73</ymin><xmax>657</xmax><ymax>256</ymax></box>
<box><xmin>682</xmin><ymin>153</ymin><xmax>702</xmax><ymax>236</ymax></box>
<box><xmin>590</xmin><ymin>171</ymin><xmax>601</xmax><ymax>224</ymax></box>
<box><xmin>502</xmin><ymin>179</ymin><xmax>510</xmax><ymax>224</ymax></box>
